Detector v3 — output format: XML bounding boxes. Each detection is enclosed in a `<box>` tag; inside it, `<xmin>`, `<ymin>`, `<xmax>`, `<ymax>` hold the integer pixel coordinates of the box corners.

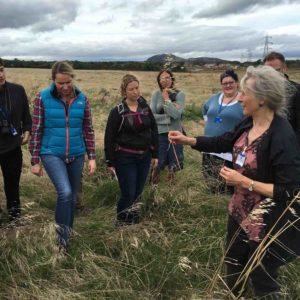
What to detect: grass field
<box><xmin>1</xmin><ymin>68</ymin><xmax>300</xmax><ymax>299</ymax></box>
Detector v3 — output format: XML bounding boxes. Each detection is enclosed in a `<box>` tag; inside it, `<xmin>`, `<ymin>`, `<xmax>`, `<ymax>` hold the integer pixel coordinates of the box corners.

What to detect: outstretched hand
<box><xmin>168</xmin><ymin>131</ymin><xmax>196</xmax><ymax>146</ymax></box>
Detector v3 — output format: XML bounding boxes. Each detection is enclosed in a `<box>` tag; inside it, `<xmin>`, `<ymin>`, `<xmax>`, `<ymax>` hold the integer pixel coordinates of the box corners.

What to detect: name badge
<box><xmin>10</xmin><ymin>126</ymin><xmax>18</xmax><ymax>136</ymax></box>
<box><xmin>236</xmin><ymin>152</ymin><xmax>246</xmax><ymax>167</ymax></box>
<box><xmin>214</xmin><ymin>116</ymin><xmax>223</xmax><ymax>124</ymax></box>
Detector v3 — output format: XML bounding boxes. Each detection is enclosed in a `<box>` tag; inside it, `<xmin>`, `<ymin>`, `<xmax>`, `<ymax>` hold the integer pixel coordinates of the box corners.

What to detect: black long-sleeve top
<box><xmin>0</xmin><ymin>82</ymin><xmax>32</xmax><ymax>154</ymax></box>
<box><xmin>287</xmin><ymin>79</ymin><xmax>300</xmax><ymax>146</ymax></box>
<box><xmin>191</xmin><ymin>115</ymin><xmax>300</xmax><ymax>260</ymax></box>
<box><xmin>104</xmin><ymin>97</ymin><xmax>159</xmax><ymax>167</ymax></box>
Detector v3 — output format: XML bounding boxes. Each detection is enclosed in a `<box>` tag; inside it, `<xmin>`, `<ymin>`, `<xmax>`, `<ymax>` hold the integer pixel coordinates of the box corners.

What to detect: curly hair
<box><xmin>120</xmin><ymin>74</ymin><xmax>139</xmax><ymax>98</ymax></box>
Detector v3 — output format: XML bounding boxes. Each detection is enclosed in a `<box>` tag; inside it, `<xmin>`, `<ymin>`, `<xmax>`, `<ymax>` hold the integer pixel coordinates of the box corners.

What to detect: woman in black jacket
<box><xmin>104</xmin><ymin>74</ymin><xmax>159</xmax><ymax>226</ymax></box>
<box><xmin>169</xmin><ymin>66</ymin><xmax>300</xmax><ymax>299</ymax></box>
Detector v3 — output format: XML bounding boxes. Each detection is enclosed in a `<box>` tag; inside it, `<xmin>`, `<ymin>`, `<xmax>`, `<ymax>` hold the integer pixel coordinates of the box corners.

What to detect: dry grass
<box><xmin>1</xmin><ymin>68</ymin><xmax>300</xmax><ymax>299</ymax></box>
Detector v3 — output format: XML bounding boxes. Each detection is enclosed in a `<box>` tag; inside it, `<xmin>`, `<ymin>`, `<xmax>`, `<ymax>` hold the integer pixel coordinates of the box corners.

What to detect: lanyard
<box><xmin>218</xmin><ymin>92</ymin><xmax>238</xmax><ymax>115</ymax></box>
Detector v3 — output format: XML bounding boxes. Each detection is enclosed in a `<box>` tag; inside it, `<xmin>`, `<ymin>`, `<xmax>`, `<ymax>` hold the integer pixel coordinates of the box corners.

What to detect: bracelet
<box><xmin>248</xmin><ymin>180</ymin><xmax>255</xmax><ymax>192</ymax></box>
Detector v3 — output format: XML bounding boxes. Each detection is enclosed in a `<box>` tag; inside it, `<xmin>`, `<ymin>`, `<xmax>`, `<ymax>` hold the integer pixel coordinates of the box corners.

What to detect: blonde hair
<box><xmin>51</xmin><ymin>61</ymin><xmax>75</xmax><ymax>80</ymax></box>
<box><xmin>120</xmin><ymin>74</ymin><xmax>139</xmax><ymax>98</ymax></box>
<box><xmin>240</xmin><ymin>65</ymin><xmax>289</xmax><ymax>117</ymax></box>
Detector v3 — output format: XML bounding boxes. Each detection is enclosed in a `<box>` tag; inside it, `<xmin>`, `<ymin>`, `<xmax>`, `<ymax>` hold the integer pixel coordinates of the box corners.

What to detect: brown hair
<box><xmin>157</xmin><ymin>69</ymin><xmax>175</xmax><ymax>90</ymax></box>
<box><xmin>263</xmin><ymin>51</ymin><xmax>285</xmax><ymax>63</ymax></box>
<box><xmin>51</xmin><ymin>61</ymin><xmax>75</xmax><ymax>80</ymax></box>
<box><xmin>120</xmin><ymin>74</ymin><xmax>139</xmax><ymax>98</ymax></box>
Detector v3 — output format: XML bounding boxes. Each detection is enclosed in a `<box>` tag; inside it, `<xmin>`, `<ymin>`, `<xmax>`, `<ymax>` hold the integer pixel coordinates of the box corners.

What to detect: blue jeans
<box><xmin>157</xmin><ymin>133</ymin><xmax>184</xmax><ymax>172</ymax></box>
<box><xmin>115</xmin><ymin>151</ymin><xmax>151</xmax><ymax>223</ymax></box>
<box><xmin>41</xmin><ymin>155</ymin><xmax>84</xmax><ymax>247</ymax></box>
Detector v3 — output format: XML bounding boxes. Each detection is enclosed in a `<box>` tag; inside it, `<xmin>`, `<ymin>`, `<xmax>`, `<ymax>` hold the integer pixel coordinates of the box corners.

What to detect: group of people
<box><xmin>1</xmin><ymin>52</ymin><xmax>300</xmax><ymax>298</ymax></box>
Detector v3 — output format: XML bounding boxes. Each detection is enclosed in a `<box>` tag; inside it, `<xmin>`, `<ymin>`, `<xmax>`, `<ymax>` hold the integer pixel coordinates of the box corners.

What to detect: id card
<box><xmin>236</xmin><ymin>152</ymin><xmax>246</xmax><ymax>167</ymax></box>
<box><xmin>10</xmin><ymin>126</ymin><xmax>18</xmax><ymax>136</ymax></box>
<box><xmin>214</xmin><ymin>116</ymin><xmax>223</xmax><ymax>124</ymax></box>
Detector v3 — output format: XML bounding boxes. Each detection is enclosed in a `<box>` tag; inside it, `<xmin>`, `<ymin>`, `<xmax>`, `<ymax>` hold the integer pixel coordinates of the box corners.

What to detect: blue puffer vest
<box><xmin>40</xmin><ymin>83</ymin><xmax>86</xmax><ymax>158</ymax></box>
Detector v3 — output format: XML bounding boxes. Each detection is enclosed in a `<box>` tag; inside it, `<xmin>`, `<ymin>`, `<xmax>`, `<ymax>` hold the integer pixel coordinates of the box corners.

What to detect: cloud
<box><xmin>136</xmin><ymin>0</ymin><xmax>165</xmax><ymax>12</ymax></box>
<box><xmin>0</xmin><ymin>0</ymin><xmax>80</xmax><ymax>32</ymax></box>
<box><xmin>97</xmin><ymin>16</ymin><xmax>114</xmax><ymax>25</ymax></box>
<box><xmin>193</xmin><ymin>0</ymin><xmax>299</xmax><ymax>18</ymax></box>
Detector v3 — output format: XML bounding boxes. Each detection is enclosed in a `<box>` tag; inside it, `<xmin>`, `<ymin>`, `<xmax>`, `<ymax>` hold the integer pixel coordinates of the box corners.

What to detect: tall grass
<box><xmin>1</xmin><ymin>69</ymin><xmax>300</xmax><ymax>299</ymax></box>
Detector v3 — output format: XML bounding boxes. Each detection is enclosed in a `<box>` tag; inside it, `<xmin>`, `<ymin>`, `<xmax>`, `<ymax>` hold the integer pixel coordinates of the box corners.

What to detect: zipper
<box><xmin>64</xmin><ymin>96</ymin><xmax>76</xmax><ymax>158</ymax></box>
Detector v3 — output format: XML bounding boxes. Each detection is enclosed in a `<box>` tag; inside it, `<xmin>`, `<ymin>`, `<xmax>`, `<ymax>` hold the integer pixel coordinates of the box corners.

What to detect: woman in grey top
<box><xmin>150</xmin><ymin>69</ymin><xmax>185</xmax><ymax>183</ymax></box>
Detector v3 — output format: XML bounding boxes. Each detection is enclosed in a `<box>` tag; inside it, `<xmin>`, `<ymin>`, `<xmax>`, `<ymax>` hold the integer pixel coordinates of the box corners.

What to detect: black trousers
<box><xmin>225</xmin><ymin>216</ymin><xmax>284</xmax><ymax>298</ymax></box>
<box><xmin>0</xmin><ymin>147</ymin><xmax>22</xmax><ymax>219</ymax></box>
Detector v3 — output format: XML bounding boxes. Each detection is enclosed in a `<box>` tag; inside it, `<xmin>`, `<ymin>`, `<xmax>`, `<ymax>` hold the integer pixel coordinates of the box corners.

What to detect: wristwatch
<box><xmin>248</xmin><ymin>180</ymin><xmax>254</xmax><ymax>191</ymax></box>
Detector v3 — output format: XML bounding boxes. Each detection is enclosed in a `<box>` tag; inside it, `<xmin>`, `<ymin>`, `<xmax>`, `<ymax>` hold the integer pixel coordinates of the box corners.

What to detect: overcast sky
<box><xmin>1</xmin><ymin>0</ymin><xmax>300</xmax><ymax>61</ymax></box>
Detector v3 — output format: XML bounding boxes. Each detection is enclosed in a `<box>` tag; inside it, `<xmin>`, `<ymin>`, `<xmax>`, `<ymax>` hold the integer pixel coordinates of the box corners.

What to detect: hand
<box><xmin>219</xmin><ymin>166</ymin><xmax>246</xmax><ymax>187</ymax></box>
<box><xmin>151</xmin><ymin>158</ymin><xmax>158</xmax><ymax>169</ymax></box>
<box><xmin>88</xmin><ymin>159</ymin><xmax>96</xmax><ymax>175</ymax></box>
<box><xmin>21</xmin><ymin>131</ymin><xmax>30</xmax><ymax>145</ymax></box>
<box><xmin>162</xmin><ymin>88</ymin><xmax>170</xmax><ymax>101</ymax></box>
<box><xmin>107</xmin><ymin>166</ymin><xmax>118</xmax><ymax>180</ymax></box>
<box><xmin>31</xmin><ymin>163</ymin><xmax>43</xmax><ymax>177</ymax></box>
<box><xmin>168</xmin><ymin>131</ymin><xmax>196</xmax><ymax>146</ymax></box>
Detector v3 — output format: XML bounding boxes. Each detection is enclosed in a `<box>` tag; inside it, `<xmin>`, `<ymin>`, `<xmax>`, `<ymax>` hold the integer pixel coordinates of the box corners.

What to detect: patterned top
<box><xmin>229</xmin><ymin>130</ymin><xmax>267</xmax><ymax>241</ymax></box>
<box><xmin>30</xmin><ymin>93</ymin><xmax>95</xmax><ymax>165</ymax></box>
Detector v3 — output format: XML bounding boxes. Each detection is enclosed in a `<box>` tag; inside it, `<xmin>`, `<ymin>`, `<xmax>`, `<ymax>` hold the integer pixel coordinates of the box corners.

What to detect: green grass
<box><xmin>2</xmin><ymin>146</ymin><xmax>300</xmax><ymax>299</ymax></box>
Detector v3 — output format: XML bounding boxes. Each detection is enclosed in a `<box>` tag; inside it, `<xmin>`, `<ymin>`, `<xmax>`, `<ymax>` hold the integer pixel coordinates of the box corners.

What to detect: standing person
<box><xmin>202</xmin><ymin>69</ymin><xmax>243</xmax><ymax>194</ymax></box>
<box><xmin>264</xmin><ymin>51</ymin><xmax>300</xmax><ymax>145</ymax></box>
<box><xmin>169</xmin><ymin>66</ymin><xmax>300</xmax><ymax>299</ymax></box>
<box><xmin>150</xmin><ymin>69</ymin><xmax>185</xmax><ymax>183</ymax></box>
<box><xmin>29</xmin><ymin>61</ymin><xmax>96</xmax><ymax>251</ymax></box>
<box><xmin>104</xmin><ymin>74</ymin><xmax>158</xmax><ymax>226</ymax></box>
<box><xmin>0</xmin><ymin>58</ymin><xmax>32</xmax><ymax>222</ymax></box>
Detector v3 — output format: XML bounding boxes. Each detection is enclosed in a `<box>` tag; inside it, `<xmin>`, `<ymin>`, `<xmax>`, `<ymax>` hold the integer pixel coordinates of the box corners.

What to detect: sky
<box><xmin>1</xmin><ymin>0</ymin><xmax>300</xmax><ymax>62</ymax></box>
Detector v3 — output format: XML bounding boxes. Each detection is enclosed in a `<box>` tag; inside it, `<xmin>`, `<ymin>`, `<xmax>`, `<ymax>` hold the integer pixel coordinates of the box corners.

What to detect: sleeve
<box><xmin>270</xmin><ymin>130</ymin><xmax>300</xmax><ymax>202</ymax></box>
<box><xmin>202</xmin><ymin>98</ymin><xmax>209</xmax><ymax>122</ymax></box>
<box><xmin>292</xmin><ymin>84</ymin><xmax>300</xmax><ymax>146</ymax></box>
<box><xmin>29</xmin><ymin>93</ymin><xmax>44</xmax><ymax>165</ymax></box>
<box><xmin>20</xmin><ymin>86</ymin><xmax>32</xmax><ymax>133</ymax></box>
<box><xmin>148</xmin><ymin>106</ymin><xmax>159</xmax><ymax>158</ymax></box>
<box><xmin>104</xmin><ymin>107</ymin><xmax>120</xmax><ymax>167</ymax></box>
<box><xmin>191</xmin><ymin>132</ymin><xmax>234</xmax><ymax>154</ymax></box>
<box><xmin>82</xmin><ymin>98</ymin><xmax>96</xmax><ymax>160</ymax></box>
<box><xmin>163</xmin><ymin>91</ymin><xmax>185</xmax><ymax>120</ymax></box>
<box><xmin>191</xmin><ymin>118</ymin><xmax>247</xmax><ymax>153</ymax></box>
<box><xmin>150</xmin><ymin>90</ymin><xmax>171</xmax><ymax>125</ymax></box>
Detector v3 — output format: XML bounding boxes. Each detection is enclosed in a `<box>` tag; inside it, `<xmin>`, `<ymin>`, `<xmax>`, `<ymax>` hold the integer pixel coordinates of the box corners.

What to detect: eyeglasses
<box><xmin>222</xmin><ymin>81</ymin><xmax>235</xmax><ymax>86</ymax></box>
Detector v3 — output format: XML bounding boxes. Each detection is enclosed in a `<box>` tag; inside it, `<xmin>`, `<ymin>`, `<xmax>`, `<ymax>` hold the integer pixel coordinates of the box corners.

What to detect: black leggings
<box><xmin>0</xmin><ymin>147</ymin><xmax>22</xmax><ymax>219</ymax></box>
<box><xmin>225</xmin><ymin>216</ymin><xmax>284</xmax><ymax>298</ymax></box>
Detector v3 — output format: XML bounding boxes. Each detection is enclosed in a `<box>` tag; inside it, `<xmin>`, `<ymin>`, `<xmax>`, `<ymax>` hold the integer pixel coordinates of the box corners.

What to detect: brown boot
<box><xmin>75</xmin><ymin>191</ymin><xmax>84</xmax><ymax>210</ymax></box>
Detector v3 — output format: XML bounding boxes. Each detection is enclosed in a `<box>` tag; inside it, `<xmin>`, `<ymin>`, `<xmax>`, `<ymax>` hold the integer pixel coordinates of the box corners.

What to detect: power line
<box><xmin>263</xmin><ymin>34</ymin><xmax>273</xmax><ymax>58</ymax></box>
